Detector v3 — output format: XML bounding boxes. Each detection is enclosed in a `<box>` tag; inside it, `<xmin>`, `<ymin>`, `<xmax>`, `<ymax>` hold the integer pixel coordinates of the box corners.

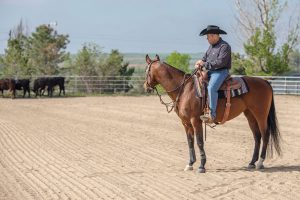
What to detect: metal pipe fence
<box><xmin>254</xmin><ymin>76</ymin><xmax>300</xmax><ymax>95</ymax></box>
<box><xmin>6</xmin><ymin>75</ymin><xmax>300</xmax><ymax>95</ymax></box>
<box><xmin>63</xmin><ymin>76</ymin><xmax>145</xmax><ymax>94</ymax></box>
<box><xmin>64</xmin><ymin>75</ymin><xmax>300</xmax><ymax>95</ymax></box>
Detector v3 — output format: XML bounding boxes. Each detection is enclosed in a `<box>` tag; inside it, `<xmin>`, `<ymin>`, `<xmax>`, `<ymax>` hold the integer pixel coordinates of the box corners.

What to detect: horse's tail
<box><xmin>266</xmin><ymin>81</ymin><xmax>282</xmax><ymax>157</ymax></box>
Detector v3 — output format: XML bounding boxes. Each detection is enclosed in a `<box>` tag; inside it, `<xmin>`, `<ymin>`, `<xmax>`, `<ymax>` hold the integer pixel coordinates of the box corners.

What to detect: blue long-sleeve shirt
<box><xmin>202</xmin><ymin>38</ymin><xmax>231</xmax><ymax>70</ymax></box>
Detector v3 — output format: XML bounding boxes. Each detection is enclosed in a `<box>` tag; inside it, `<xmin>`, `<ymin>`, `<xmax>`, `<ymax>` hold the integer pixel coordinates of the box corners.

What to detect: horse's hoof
<box><xmin>256</xmin><ymin>164</ymin><xmax>264</xmax><ymax>169</ymax></box>
<box><xmin>184</xmin><ymin>165</ymin><xmax>193</xmax><ymax>171</ymax></box>
<box><xmin>197</xmin><ymin>168</ymin><xmax>206</xmax><ymax>173</ymax></box>
<box><xmin>247</xmin><ymin>164</ymin><xmax>256</xmax><ymax>169</ymax></box>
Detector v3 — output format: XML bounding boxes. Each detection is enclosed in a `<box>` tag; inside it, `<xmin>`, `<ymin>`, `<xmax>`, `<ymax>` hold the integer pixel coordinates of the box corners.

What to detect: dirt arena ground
<box><xmin>0</xmin><ymin>95</ymin><xmax>299</xmax><ymax>200</ymax></box>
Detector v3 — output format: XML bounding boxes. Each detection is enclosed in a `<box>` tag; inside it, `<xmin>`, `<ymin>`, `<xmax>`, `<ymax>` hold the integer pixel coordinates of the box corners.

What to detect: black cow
<box><xmin>0</xmin><ymin>79</ymin><xmax>16</xmax><ymax>99</ymax></box>
<box><xmin>33</xmin><ymin>77</ymin><xmax>65</xmax><ymax>97</ymax></box>
<box><xmin>48</xmin><ymin>77</ymin><xmax>65</xmax><ymax>97</ymax></box>
<box><xmin>33</xmin><ymin>77</ymin><xmax>50</xmax><ymax>97</ymax></box>
<box><xmin>15</xmin><ymin>79</ymin><xmax>30</xmax><ymax>97</ymax></box>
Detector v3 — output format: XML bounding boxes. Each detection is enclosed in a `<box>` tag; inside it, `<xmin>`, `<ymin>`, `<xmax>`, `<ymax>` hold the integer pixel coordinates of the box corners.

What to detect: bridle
<box><xmin>145</xmin><ymin>60</ymin><xmax>199</xmax><ymax>113</ymax></box>
<box><xmin>145</xmin><ymin>59</ymin><xmax>159</xmax><ymax>90</ymax></box>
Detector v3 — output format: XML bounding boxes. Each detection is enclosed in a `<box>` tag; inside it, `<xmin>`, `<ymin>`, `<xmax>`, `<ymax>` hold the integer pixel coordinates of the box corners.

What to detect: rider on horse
<box><xmin>195</xmin><ymin>25</ymin><xmax>231</xmax><ymax>123</ymax></box>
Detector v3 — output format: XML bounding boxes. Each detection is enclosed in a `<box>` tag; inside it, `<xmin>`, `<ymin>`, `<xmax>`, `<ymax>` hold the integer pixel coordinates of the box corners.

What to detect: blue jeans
<box><xmin>207</xmin><ymin>69</ymin><xmax>229</xmax><ymax>118</ymax></box>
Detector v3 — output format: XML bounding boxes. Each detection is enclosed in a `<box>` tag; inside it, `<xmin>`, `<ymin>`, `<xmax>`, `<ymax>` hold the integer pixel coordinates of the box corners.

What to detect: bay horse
<box><xmin>144</xmin><ymin>54</ymin><xmax>281</xmax><ymax>173</ymax></box>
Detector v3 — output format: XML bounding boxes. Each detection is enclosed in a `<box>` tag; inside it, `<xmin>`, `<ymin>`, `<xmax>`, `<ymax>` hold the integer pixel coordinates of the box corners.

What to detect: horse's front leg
<box><xmin>183</xmin><ymin>124</ymin><xmax>196</xmax><ymax>171</ymax></box>
<box><xmin>192</xmin><ymin>118</ymin><xmax>206</xmax><ymax>173</ymax></box>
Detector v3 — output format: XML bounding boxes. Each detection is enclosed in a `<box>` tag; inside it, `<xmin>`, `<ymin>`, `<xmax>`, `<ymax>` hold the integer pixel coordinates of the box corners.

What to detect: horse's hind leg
<box><xmin>249</xmin><ymin>110</ymin><xmax>270</xmax><ymax>169</ymax></box>
<box><xmin>256</xmin><ymin>122</ymin><xmax>270</xmax><ymax>169</ymax></box>
<box><xmin>244</xmin><ymin>110</ymin><xmax>261</xmax><ymax>169</ymax></box>
<box><xmin>183</xmin><ymin>123</ymin><xmax>196</xmax><ymax>171</ymax></box>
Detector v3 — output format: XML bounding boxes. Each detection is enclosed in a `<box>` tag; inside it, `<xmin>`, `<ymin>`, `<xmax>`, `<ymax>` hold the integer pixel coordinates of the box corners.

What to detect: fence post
<box><xmin>297</xmin><ymin>81</ymin><xmax>299</xmax><ymax>96</ymax></box>
<box><xmin>285</xmin><ymin>77</ymin><xmax>287</xmax><ymax>94</ymax></box>
<box><xmin>123</xmin><ymin>76</ymin><xmax>125</xmax><ymax>92</ymax></box>
<box><xmin>75</xmin><ymin>76</ymin><xmax>78</xmax><ymax>93</ymax></box>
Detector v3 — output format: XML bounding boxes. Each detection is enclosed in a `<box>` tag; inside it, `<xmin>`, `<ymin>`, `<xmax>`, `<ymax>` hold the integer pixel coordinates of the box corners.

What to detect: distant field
<box><xmin>62</xmin><ymin>52</ymin><xmax>203</xmax><ymax>76</ymax></box>
<box><xmin>123</xmin><ymin>52</ymin><xmax>204</xmax><ymax>71</ymax></box>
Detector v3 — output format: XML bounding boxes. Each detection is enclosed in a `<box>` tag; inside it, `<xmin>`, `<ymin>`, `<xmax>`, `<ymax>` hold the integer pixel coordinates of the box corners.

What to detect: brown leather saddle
<box><xmin>198</xmin><ymin>70</ymin><xmax>241</xmax><ymax>124</ymax></box>
<box><xmin>200</xmin><ymin>71</ymin><xmax>241</xmax><ymax>90</ymax></box>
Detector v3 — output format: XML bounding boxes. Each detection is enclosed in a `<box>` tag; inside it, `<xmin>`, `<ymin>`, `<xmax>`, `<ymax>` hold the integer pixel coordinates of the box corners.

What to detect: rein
<box><xmin>154</xmin><ymin>68</ymin><xmax>199</xmax><ymax>113</ymax></box>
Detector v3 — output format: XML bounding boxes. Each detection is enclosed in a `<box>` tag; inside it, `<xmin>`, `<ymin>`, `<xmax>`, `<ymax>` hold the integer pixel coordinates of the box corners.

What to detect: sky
<box><xmin>0</xmin><ymin>0</ymin><xmax>299</xmax><ymax>54</ymax></box>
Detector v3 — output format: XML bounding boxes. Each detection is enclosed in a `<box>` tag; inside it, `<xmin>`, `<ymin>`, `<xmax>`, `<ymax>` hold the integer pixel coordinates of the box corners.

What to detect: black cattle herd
<box><xmin>0</xmin><ymin>77</ymin><xmax>65</xmax><ymax>99</ymax></box>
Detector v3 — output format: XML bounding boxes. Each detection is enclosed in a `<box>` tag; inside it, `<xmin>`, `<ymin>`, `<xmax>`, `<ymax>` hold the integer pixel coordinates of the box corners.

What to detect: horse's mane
<box><xmin>163</xmin><ymin>62</ymin><xmax>191</xmax><ymax>77</ymax></box>
<box><xmin>162</xmin><ymin>62</ymin><xmax>187</xmax><ymax>75</ymax></box>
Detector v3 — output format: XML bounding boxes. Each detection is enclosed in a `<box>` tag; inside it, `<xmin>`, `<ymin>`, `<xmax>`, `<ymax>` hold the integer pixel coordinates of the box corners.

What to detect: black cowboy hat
<box><xmin>199</xmin><ymin>25</ymin><xmax>227</xmax><ymax>36</ymax></box>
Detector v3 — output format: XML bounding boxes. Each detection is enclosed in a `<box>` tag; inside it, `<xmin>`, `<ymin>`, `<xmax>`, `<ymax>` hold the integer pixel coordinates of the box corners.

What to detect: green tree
<box><xmin>231</xmin><ymin>53</ymin><xmax>247</xmax><ymax>75</ymax></box>
<box><xmin>289</xmin><ymin>49</ymin><xmax>300</xmax><ymax>72</ymax></box>
<box><xmin>234</xmin><ymin>0</ymin><xmax>300</xmax><ymax>75</ymax></box>
<box><xmin>119</xmin><ymin>62</ymin><xmax>135</xmax><ymax>76</ymax></box>
<box><xmin>69</xmin><ymin>43</ymin><xmax>103</xmax><ymax>93</ymax></box>
<box><xmin>70</xmin><ymin>45</ymin><xmax>134</xmax><ymax>93</ymax></box>
<box><xmin>242</xmin><ymin>28</ymin><xmax>291</xmax><ymax>75</ymax></box>
<box><xmin>99</xmin><ymin>49</ymin><xmax>134</xmax><ymax>76</ymax></box>
<box><xmin>27</xmin><ymin>24</ymin><xmax>69</xmax><ymax>75</ymax></box>
<box><xmin>72</xmin><ymin>43</ymin><xmax>102</xmax><ymax>76</ymax></box>
<box><xmin>0</xmin><ymin>20</ymin><xmax>31</xmax><ymax>77</ymax></box>
<box><xmin>165</xmin><ymin>51</ymin><xmax>191</xmax><ymax>73</ymax></box>
<box><xmin>99</xmin><ymin>49</ymin><xmax>135</xmax><ymax>93</ymax></box>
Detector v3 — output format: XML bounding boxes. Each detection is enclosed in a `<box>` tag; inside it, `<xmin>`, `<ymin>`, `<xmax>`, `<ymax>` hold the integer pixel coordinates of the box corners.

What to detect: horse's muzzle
<box><xmin>143</xmin><ymin>82</ymin><xmax>154</xmax><ymax>93</ymax></box>
<box><xmin>146</xmin><ymin>87</ymin><xmax>154</xmax><ymax>93</ymax></box>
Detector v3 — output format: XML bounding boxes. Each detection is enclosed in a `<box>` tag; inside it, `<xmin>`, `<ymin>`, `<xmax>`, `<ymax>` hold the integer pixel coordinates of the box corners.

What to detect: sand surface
<box><xmin>0</xmin><ymin>95</ymin><xmax>299</xmax><ymax>200</ymax></box>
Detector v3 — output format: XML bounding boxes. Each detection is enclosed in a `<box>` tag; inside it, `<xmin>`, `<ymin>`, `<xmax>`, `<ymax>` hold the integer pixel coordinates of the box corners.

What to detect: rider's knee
<box><xmin>207</xmin><ymin>84</ymin><xmax>218</xmax><ymax>92</ymax></box>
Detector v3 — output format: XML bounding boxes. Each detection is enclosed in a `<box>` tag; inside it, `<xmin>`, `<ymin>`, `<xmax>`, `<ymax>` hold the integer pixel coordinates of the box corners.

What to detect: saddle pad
<box><xmin>193</xmin><ymin>75</ymin><xmax>249</xmax><ymax>99</ymax></box>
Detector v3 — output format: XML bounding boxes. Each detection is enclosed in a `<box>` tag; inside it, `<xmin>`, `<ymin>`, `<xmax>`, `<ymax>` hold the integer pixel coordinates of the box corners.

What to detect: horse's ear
<box><xmin>155</xmin><ymin>54</ymin><xmax>160</xmax><ymax>61</ymax></box>
<box><xmin>146</xmin><ymin>54</ymin><xmax>151</xmax><ymax>64</ymax></box>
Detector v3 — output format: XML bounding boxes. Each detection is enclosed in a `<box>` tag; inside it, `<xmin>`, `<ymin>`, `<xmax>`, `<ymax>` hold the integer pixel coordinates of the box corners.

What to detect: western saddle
<box><xmin>198</xmin><ymin>70</ymin><xmax>242</xmax><ymax>124</ymax></box>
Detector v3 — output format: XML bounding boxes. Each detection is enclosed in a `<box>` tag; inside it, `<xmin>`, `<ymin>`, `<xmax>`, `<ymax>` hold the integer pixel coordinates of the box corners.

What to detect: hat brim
<box><xmin>199</xmin><ymin>28</ymin><xmax>227</xmax><ymax>36</ymax></box>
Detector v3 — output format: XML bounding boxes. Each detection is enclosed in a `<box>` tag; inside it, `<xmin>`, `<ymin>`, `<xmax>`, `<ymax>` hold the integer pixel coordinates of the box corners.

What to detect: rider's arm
<box><xmin>202</xmin><ymin>51</ymin><xmax>207</xmax><ymax>62</ymax></box>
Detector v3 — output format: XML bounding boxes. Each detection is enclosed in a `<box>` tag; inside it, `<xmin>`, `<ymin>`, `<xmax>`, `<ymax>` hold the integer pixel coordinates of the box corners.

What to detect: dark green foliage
<box><xmin>289</xmin><ymin>49</ymin><xmax>300</xmax><ymax>71</ymax></box>
<box><xmin>0</xmin><ymin>20</ymin><xmax>30</xmax><ymax>77</ymax></box>
<box><xmin>0</xmin><ymin>22</ymin><xmax>70</xmax><ymax>77</ymax></box>
<box><xmin>232</xmin><ymin>28</ymin><xmax>295</xmax><ymax>76</ymax></box>
<box><xmin>165</xmin><ymin>51</ymin><xmax>191</xmax><ymax>73</ymax></box>
<box><xmin>232</xmin><ymin>0</ymin><xmax>299</xmax><ymax>76</ymax></box>
<box><xmin>69</xmin><ymin>45</ymin><xmax>134</xmax><ymax>93</ymax></box>
<box><xmin>27</xmin><ymin>25</ymin><xmax>70</xmax><ymax>75</ymax></box>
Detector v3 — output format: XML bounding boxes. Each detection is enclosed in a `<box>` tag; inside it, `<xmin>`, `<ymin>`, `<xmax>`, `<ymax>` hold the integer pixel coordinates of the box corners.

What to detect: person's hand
<box><xmin>194</xmin><ymin>60</ymin><xmax>205</xmax><ymax>69</ymax></box>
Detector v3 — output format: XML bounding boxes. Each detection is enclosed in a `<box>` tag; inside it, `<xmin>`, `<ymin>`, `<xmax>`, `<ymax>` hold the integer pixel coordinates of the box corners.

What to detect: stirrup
<box><xmin>200</xmin><ymin>114</ymin><xmax>215</xmax><ymax>124</ymax></box>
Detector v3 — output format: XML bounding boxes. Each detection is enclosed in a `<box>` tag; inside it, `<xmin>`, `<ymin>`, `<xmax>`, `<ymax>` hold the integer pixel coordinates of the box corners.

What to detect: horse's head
<box><xmin>144</xmin><ymin>54</ymin><xmax>160</xmax><ymax>93</ymax></box>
